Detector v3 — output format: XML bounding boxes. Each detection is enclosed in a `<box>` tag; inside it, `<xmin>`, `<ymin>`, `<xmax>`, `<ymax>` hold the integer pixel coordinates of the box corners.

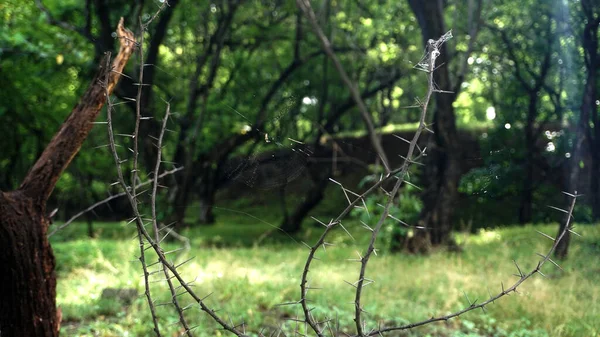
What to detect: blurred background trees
<box><xmin>1</xmin><ymin>0</ymin><xmax>598</xmax><ymax>249</ymax></box>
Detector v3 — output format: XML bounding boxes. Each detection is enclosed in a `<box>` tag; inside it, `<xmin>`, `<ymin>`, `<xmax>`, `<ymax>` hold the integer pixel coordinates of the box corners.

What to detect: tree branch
<box><xmin>297</xmin><ymin>0</ymin><xmax>391</xmax><ymax>173</ymax></box>
<box><xmin>366</xmin><ymin>192</ymin><xmax>579</xmax><ymax>336</ymax></box>
<box><xmin>19</xmin><ymin>18</ymin><xmax>136</xmax><ymax>204</ymax></box>
<box><xmin>35</xmin><ymin>0</ymin><xmax>93</xmax><ymax>40</ymax></box>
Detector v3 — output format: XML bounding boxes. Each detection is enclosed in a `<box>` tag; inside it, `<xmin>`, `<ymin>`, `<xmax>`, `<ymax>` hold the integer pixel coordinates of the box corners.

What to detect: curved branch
<box><xmin>365</xmin><ymin>193</ymin><xmax>579</xmax><ymax>336</ymax></box>
<box><xmin>19</xmin><ymin>18</ymin><xmax>136</xmax><ymax>203</ymax></box>
<box><xmin>297</xmin><ymin>0</ymin><xmax>391</xmax><ymax>173</ymax></box>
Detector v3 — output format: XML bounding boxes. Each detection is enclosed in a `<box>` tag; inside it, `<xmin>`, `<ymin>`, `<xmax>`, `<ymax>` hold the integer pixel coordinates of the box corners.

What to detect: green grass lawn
<box><xmin>50</xmin><ymin>218</ymin><xmax>600</xmax><ymax>337</ymax></box>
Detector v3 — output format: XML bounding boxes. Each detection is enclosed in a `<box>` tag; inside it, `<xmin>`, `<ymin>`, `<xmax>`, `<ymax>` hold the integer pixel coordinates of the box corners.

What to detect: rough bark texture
<box><xmin>0</xmin><ymin>191</ymin><xmax>58</xmax><ymax>336</ymax></box>
<box><xmin>408</xmin><ymin>0</ymin><xmax>462</xmax><ymax>252</ymax></box>
<box><xmin>0</xmin><ymin>19</ymin><xmax>134</xmax><ymax>337</ymax></box>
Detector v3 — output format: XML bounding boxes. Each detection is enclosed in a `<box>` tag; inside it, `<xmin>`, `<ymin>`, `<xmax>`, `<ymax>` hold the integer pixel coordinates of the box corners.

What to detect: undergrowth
<box><xmin>51</xmin><ymin>220</ymin><xmax>600</xmax><ymax>337</ymax></box>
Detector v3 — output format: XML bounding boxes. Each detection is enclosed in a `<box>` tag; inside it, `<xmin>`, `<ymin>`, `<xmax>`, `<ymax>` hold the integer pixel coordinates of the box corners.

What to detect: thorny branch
<box><xmin>363</xmin><ymin>192</ymin><xmax>580</xmax><ymax>336</ymax></box>
<box><xmin>96</xmin><ymin>4</ymin><xmax>583</xmax><ymax>337</ymax></box>
<box><xmin>105</xmin><ymin>3</ymin><xmax>248</xmax><ymax>337</ymax></box>
<box><xmin>105</xmin><ymin>55</ymin><xmax>163</xmax><ymax>336</ymax></box>
<box><xmin>150</xmin><ymin>104</ymin><xmax>193</xmax><ymax>337</ymax></box>
<box><xmin>48</xmin><ymin>167</ymin><xmax>183</xmax><ymax>237</ymax></box>
<box><xmin>354</xmin><ymin>33</ymin><xmax>447</xmax><ymax>337</ymax></box>
<box><xmin>293</xmin><ymin>30</ymin><xmax>449</xmax><ymax>337</ymax></box>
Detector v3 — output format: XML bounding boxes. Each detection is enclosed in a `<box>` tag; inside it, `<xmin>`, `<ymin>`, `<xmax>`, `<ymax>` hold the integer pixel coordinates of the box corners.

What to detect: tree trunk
<box><xmin>555</xmin><ymin>132</ymin><xmax>582</xmax><ymax>259</ymax></box>
<box><xmin>408</xmin><ymin>0</ymin><xmax>462</xmax><ymax>252</ymax></box>
<box><xmin>556</xmin><ymin>4</ymin><xmax>598</xmax><ymax>257</ymax></box>
<box><xmin>519</xmin><ymin>95</ymin><xmax>537</xmax><ymax>224</ymax></box>
<box><xmin>592</xmin><ymin>154</ymin><xmax>600</xmax><ymax>221</ymax></box>
<box><xmin>585</xmin><ymin>0</ymin><xmax>600</xmax><ymax>221</ymax></box>
<box><xmin>197</xmin><ymin>162</ymin><xmax>221</xmax><ymax>225</ymax></box>
<box><xmin>0</xmin><ymin>191</ymin><xmax>58</xmax><ymax>336</ymax></box>
<box><xmin>280</xmin><ymin>167</ymin><xmax>330</xmax><ymax>234</ymax></box>
<box><xmin>0</xmin><ymin>20</ymin><xmax>134</xmax><ymax>336</ymax></box>
<box><xmin>198</xmin><ymin>188</ymin><xmax>216</xmax><ymax>224</ymax></box>
<box><xmin>518</xmin><ymin>141</ymin><xmax>535</xmax><ymax>224</ymax></box>
<box><xmin>279</xmin><ymin>185</ymin><xmax>289</xmax><ymax>225</ymax></box>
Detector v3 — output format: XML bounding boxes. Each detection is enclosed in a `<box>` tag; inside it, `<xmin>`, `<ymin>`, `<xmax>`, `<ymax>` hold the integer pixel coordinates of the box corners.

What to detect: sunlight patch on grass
<box><xmin>52</xmin><ymin>222</ymin><xmax>600</xmax><ymax>336</ymax></box>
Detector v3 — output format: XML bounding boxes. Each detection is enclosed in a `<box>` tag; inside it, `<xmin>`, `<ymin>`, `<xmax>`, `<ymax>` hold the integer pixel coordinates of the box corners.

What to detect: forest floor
<box><xmin>50</xmin><ymin>214</ymin><xmax>600</xmax><ymax>337</ymax></box>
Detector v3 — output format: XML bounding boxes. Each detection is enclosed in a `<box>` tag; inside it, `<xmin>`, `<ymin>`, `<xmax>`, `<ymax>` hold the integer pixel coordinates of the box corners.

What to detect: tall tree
<box><xmin>487</xmin><ymin>2</ymin><xmax>558</xmax><ymax>224</ymax></box>
<box><xmin>555</xmin><ymin>0</ymin><xmax>600</xmax><ymax>258</ymax></box>
<box><xmin>580</xmin><ymin>0</ymin><xmax>600</xmax><ymax>222</ymax></box>
<box><xmin>407</xmin><ymin>0</ymin><xmax>482</xmax><ymax>251</ymax></box>
<box><xmin>0</xmin><ymin>20</ymin><xmax>134</xmax><ymax>336</ymax></box>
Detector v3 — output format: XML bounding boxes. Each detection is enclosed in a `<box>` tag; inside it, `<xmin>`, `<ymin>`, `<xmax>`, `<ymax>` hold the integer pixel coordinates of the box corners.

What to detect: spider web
<box><xmin>224</xmin><ymin>97</ymin><xmax>313</xmax><ymax>190</ymax></box>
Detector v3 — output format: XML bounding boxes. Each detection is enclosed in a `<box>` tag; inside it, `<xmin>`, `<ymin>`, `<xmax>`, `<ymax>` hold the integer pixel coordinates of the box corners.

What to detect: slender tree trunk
<box><xmin>555</xmin><ymin>133</ymin><xmax>582</xmax><ymax>259</ymax></box>
<box><xmin>556</xmin><ymin>4</ymin><xmax>598</xmax><ymax>256</ymax></box>
<box><xmin>592</xmin><ymin>154</ymin><xmax>600</xmax><ymax>221</ymax></box>
<box><xmin>169</xmin><ymin>135</ymin><xmax>194</xmax><ymax>227</ymax></box>
<box><xmin>519</xmin><ymin>96</ymin><xmax>537</xmax><ymax>224</ymax></box>
<box><xmin>279</xmin><ymin>185</ymin><xmax>289</xmax><ymax>225</ymax></box>
<box><xmin>197</xmin><ymin>162</ymin><xmax>220</xmax><ymax>225</ymax></box>
<box><xmin>171</xmin><ymin>183</ymin><xmax>192</xmax><ymax>227</ymax></box>
<box><xmin>0</xmin><ymin>20</ymin><xmax>134</xmax><ymax>336</ymax></box>
<box><xmin>280</xmin><ymin>167</ymin><xmax>331</xmax><ymax>233</ymax></box>
<box><xmin>408</xmin><ymin>0</ymin><xmax>462</xmax><ymax>252</ymax></box>
<box><xmin>198</xmin><ymin>185</ymin><xmax>216</xmax><ymax>224</ymax></box>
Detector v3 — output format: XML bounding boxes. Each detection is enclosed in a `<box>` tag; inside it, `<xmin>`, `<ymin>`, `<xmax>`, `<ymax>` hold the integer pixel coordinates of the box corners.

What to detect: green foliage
<box><xmin>4</xmin><ymin>0</ymin><xmax>595</xmax><ymax>227</ymax></box>
<box><xmin>51</xmin><ymin>221</ymin><xmax>600</xmax><ymax>336</ymax></box>
<box><xmin>351</xmin><ymin>169</ymin><xmax>423</xmax><ymax>251</ymax></box>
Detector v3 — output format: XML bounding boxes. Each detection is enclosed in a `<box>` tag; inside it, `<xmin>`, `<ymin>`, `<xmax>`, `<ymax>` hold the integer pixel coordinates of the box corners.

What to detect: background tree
<box><xmin>406</xmin><ymin>0</ymin><xmax>482</xmax><ymax>252</ymax></box>
<box><xmin>555</xmin><ymin>0</ymin><xmax>600</xmax><ymax>258</ymax></box>
<box><xmin>486</xmin><ymin>2</ymin><xmax>560</xmax><ymax>225</ymax></box>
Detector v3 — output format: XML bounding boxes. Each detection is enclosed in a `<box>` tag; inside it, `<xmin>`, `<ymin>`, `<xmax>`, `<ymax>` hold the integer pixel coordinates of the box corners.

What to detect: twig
<box><xmin>105</xmin><ymin>55</ymin><xmax>163</xmax><ymax>337</ymax></box>
<box><xmin>151</xmin><ymin>103</ymin><xmax>193</xmax><ymax>337</ymax></box>
<box><xmin>105</xmin><ymin>4</ymin><xmax>246</xmax><ymax>337</ymax></box>
<box><xmin>353</xmin><ymin>32</ymin><xmax>447</xmax><ymax>337</ymax></box>
<box><xmin>47</xmin><ymin>167</ymin><xmax>183</xmax><ymax>237</ymax></box>
<box><xmin>363</xmin><ymin>192</ymin><xmax>579</xmax><ymax>336</ymax></box>
<box><xmin>297</xmin><ymin>0</ymin><xmax>391</xmax><ymax>174</ymax></box>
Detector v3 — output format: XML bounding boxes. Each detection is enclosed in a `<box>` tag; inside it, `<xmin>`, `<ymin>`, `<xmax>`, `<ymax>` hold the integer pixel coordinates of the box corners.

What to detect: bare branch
<box><xmin>354</xmin><ymin>31</ymin><xmax>450</xmax><ymax>337</ymax></box>
<box><xmin>19</xmin><ymin>18</ymin><xmax>135</xmax><ymax>203</ymax></box>
<box><xmin>297</xmin><ymin>0</ymin><xmax>391</xmax><ymax>174</ymax></box>
<box><xmin>48</xmin><ymin>167</ymin><xmax>183</xmax><ymax>237</ymax></box>
<box><xmin>365</xmin><ymin>192</ymin><xmax>579</xmax><ymax>336</ymax></box>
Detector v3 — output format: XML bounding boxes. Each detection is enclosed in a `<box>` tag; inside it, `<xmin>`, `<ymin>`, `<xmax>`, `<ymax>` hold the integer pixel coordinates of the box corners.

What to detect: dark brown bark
<box><xmin>0</xmin><ymin>19</ymin><xmax>134</xmax><ymax>336</ymax></box>
<box><xmin>0</xmin><ymin>191</ymin><xmax>58</xmax><ymax>336</ymax></box>
<box><xmin>408</xmin><ymin>0</ymin><xmax>462</xmax><ymax>251</ymax></box>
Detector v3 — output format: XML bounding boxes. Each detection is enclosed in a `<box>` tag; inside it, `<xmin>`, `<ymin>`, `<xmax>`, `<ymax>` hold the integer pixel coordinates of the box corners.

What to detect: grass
<box><xmin>49</xmin><ymin>215</ymin><xmax>600</xmax><ymax>337</ymax></box>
